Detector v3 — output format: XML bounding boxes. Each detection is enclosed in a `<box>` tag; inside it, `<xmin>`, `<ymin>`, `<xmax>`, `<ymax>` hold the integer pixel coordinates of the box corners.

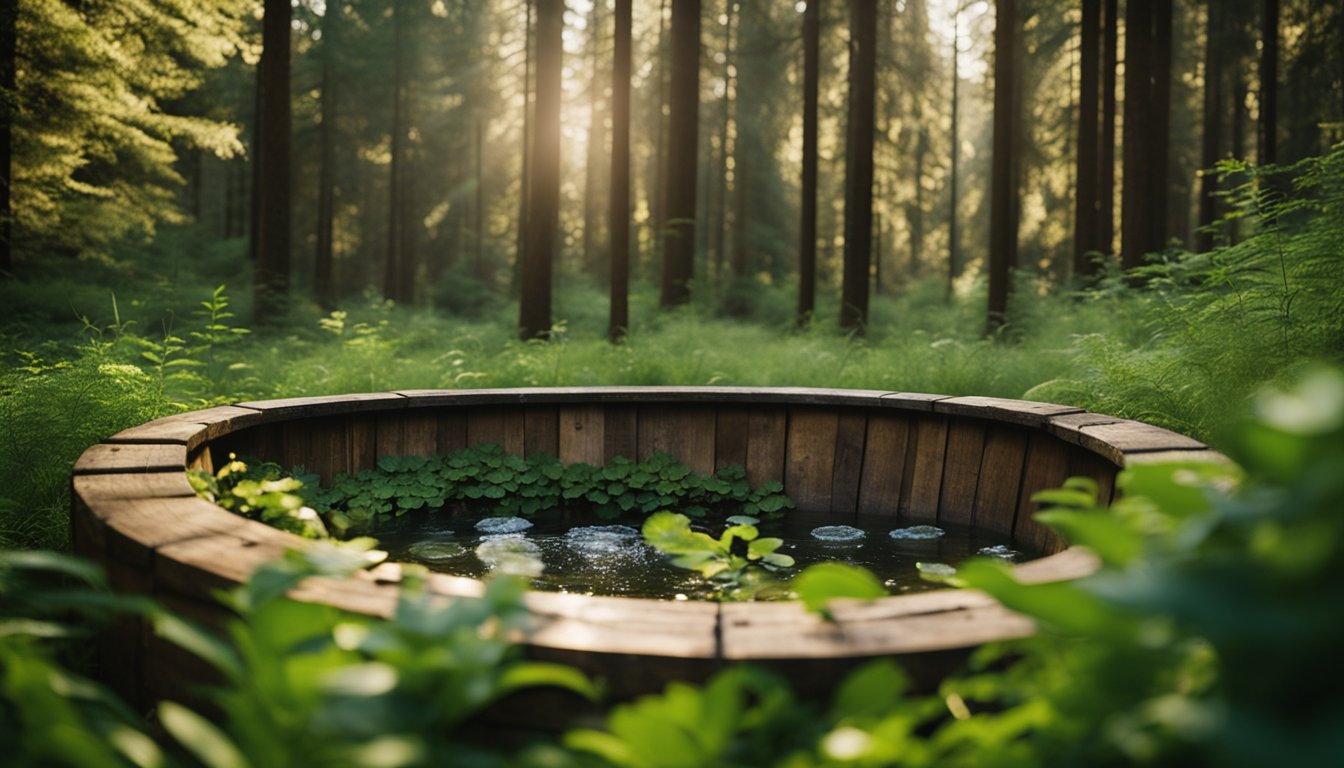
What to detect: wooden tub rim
<box><xmin>71</xmin><ymin>386</ymin><xmax>1226</xmax><ymax>663</ymax></box>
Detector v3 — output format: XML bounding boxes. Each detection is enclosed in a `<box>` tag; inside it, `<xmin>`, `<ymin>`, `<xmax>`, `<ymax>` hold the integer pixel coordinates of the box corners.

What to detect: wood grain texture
<box><xmin>934</xmin><ymin>396</ymin><xmax>1085</xmax><ymax>427</ymax></box>
<box><xmin>784</xmin><ymin>408</ymin><xmax>839</xmax><ymax>512</ymax></box>
<box><xmin>558</xmin><ymin>405</ymin><xmax>605</xmax><ymax>465</ymax></box>
<box><xmin>857</xmin><ymin>413</ymin><xmax>911</xmax><ymax>521</ymax></box>
<box><xmin>1014</xmin><ymin>433</ymin><xmax>1073</xmax><ymax>553</ymax></box>
<box><xmin>523</xmin><ymin>406</ymin><xmax>560</xmax><ymax>457</ymax></box>
<box><xmin>72</xmin><ymin>472</ymin><xmax>196</xmax><ymax>502</ymax></box>
<box><xmin>829</xmin><ymin>411</ymin><xmax>868</xmax><ymax>517</ymax></box>
<box><xmin>73</xmin><ymin>443</ymin><xmax>188</xmax><ymax>475</ymax></box>
<box><xmin>745</xmin><ymin>408</ymin><xmax>787</xmax><ymax>487</ymax></box>
<box><xmin>637</xmin><ymin>406</ymin><xmax>716</xmax><ymax>476</ymax></box>
<box><xmin>467</xmin><ymin>409</ymin><xmax>526</xmax><ymax>454</ymax></box>
<box><xmin>436</xmin><ymin>410</ymin><xmax>469</xmax><ymax>453</ymax></box>
<box><xmin>1077</xmin><ymin>420</ymin><xmax>1206</xmax><ymax>464</ymax></box>
<box><xmin>714</xmin><ymin>407</ymin><xmax>751</xmax><ymax>471</ymax></box>
<box><xmin>937</xmin><ymin>420</ymin><xmax>987</xmax><ymax>526</ymax></box>
<box><xmin>901</xmin><ymin>416</ymin><xmax>949</xmax><ymax>523</ymax></box>
<box><xmin>1047</xmin><ymin>411</ymin><xmax>1126</xmax><ymax>444</ymax></box>
<box><xmin>971</xmin><ymin>425</ymin><xmax>1029</xmax><ymax>535</ymax></box>
<box><xmin>1069</xmin><ymin>449</ymin><xmax>1119</xmax><ymax>506</ymax></box>
<box><xmin>602</xmin><ymin>405</ymin><xmax>639</xmax><ymax>463</ymax></box>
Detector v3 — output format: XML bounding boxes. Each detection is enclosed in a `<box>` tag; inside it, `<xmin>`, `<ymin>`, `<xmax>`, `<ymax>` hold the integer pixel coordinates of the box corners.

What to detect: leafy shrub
<box><xmin>297</xmin><ymin>445</ymin><xmax>794</xmax><ymax>536</ymax></box>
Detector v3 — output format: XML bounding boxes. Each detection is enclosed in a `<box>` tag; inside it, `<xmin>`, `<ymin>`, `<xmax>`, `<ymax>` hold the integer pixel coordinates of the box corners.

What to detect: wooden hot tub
<box><xmin>70</xmin><ymin>387</ymin><xmax>1220</xmax><ymax>709</ymax></box>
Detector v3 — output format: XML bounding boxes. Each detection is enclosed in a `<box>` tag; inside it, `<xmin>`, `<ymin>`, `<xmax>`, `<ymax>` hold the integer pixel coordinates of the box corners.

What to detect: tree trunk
<box><xmin>1260</xmin><ymin>0</ymin><xmax>1278</xmax><ymax>165</ymax></box>
<box><xmin>1073</xmin><ymin>0</ymin><xmax>1101</xmax><ymax>278</ymax></box>
<box><xmin>711</xmin><ymin>0</ymin><xmax>735</xmax><ymax>287</ymax></box>
<box><xmin>799</xmin><ymin>0</ymin><xmax>820</xmax><ymax>323</ymax></box>
<box><xmin>0</xmin><ymin>0</ymin><xmax>14</xmax><ymax>275</ymax></box>
<box><xmin>583</xmin><ymin>0</ymin><xmax>605</xmax><ymax>276</ymax></box>
<box><xmin>384</xmin><ymin>0</ymin><xmax>408</xmax><ymax>302</ymax></box>
<box><xmin>314</xmin><ymin>0</ymin><xmax>340</xmax><ymax>310</ymax></box>
<box><xmin>650</xmin><ymin>0</ymin><xmax>669</xmax><ymax>276</ymax></box>
<box><xmin>1120</xmin><ymin>0</ymin><xmax>1171</xmax><ymax>270</ymax></box>
<box><xmin>1099</xmin><ymin>0</ymin><xmax>1117</xmax><ymax>257</ymax></box>
<box><xmin>659</xmin><ymin>0</ymin><xmax>700</xmax><ymax>308</ymax></box>
<box><xmin>515</xmin><ymin>0</ymin><xmax>533</xmax><ymax>291</ymax></box>
<box><xmin>947</xmin><ymin>3</ymin><xmax>959</xmax><ymax>300</ymax></box>
<box><xmin>520</xmin><ymin>0</ymin><xmax>563</xmax><ymax>339</ymax></box>
<box><xmin>475</xmin><ymin>116</ymin><xmax>487</xmax><ymax>282</ymax></box>
<box><xmin>253</xmin><ymin>0</ymin><xmax>292</xmax><ymax>322</ymax></box>
<box><xmin>609</xmin><ymin>0</ymin><xmax>632</xmax><ymax>342</ymax></box>
<box><xmin>987</xmin><ymin>0</ymin><xmax>1017</xmax><ymax>333</ymax></box>
<box><xmin>1198</xmin><ymin>2</ymin><xmax>1221</xmax><ymax>252</ymax></box>
<box><xmin>840</xmin><ymin>0</ymin><xmax>878</xmax><ymax>332</ymax></box>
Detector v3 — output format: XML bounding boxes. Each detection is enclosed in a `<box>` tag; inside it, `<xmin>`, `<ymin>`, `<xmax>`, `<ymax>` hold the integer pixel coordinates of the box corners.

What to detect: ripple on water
<box><xmin>564</xmin><ymin>525</ymin><xmax>643</xmax><ymax>557</ymax></box>
<box><xmin>889</xmin><ymin>525</ymin><xmax>945</xmax><ymax>540</ymax></box>
<box><xmin>977</xmin><ymin>544</ymin><xmax>1020</xmax><ymax>561</ymax></box>
<box><xmin>475</xmin><ymin>516</ymin><xmax>533</xmax><ymax>535</ymax></box>
<box><xmin>406</xmin><ymin>539</ymin><xmax>468</xmax><ymax>561</ymax></box>
<box><xmin>476</xmin><ymin>535</ymin><xmax>544</xmax><ymax>577</ymax></box>
<box><xmin>811</xmin><ymin>525</ymin><xmax>866</xmax><ymax>542</ymax></box>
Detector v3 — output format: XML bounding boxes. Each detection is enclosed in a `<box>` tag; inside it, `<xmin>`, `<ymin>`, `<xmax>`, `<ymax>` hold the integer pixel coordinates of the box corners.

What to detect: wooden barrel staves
<box><xmin>70</xmin><ymin>387</ymin><xmax>1223</xmax><ymax>712</ymax></box>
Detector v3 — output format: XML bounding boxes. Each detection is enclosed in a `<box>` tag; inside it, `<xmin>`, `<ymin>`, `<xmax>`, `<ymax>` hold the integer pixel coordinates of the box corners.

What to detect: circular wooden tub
<box><xmin>71</xmin><ymin>387</ymin><xmax>1221</xmax><ymax>711</ymax></box>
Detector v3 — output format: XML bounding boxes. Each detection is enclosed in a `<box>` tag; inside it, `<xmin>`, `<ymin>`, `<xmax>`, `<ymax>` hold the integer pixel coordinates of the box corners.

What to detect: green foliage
<box><xmin>189</xmin><ymin>455</ymin><xmax>330</xmax><ymax>540</ymax></box>
<box><xmin>792</xmin><ymin>562</ymin><xmax>888</xmax><ymax>619</ymax></box>
<box><xmin>302</xmin><ymin>445</ymin><xmax>794</xmax><ymax>536</ymax></box>
<box><xmin>12</xmin><ymin>0</ymin><xmax>249</xmax><ymax>264</ymax></box>
<box><xmin>641</xmin><ymin>511</ymin><xmax>795</xmax><ymax>601</ymax></box>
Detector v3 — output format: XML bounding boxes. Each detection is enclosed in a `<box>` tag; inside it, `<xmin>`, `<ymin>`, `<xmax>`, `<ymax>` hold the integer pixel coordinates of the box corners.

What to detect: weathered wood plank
<box><xmin>467</xmin><ymin>409</ymin><xmax>526</xmax><ymax>454</ymax></box>
<box><xmin>105</xmin><ymin>406</ymin><xmax>266</xmax><ymax>448</ymax></box>
<box><xmin>400</xmin><ymin>412</ymin><xmax>439</xmax><ymax>457</ymax></box>
<box><xmin>934</xmin><ymin>396</ymin><xmax>1085</xmax><ymax>427</ymax></box>
<box><xmin>92</xmin><ymin>497</ymin><xmax>250</xmax><ymax>568</ymax></box>
<box><xmin>73</xmin><ymin>472</ymin><xmax>197</xmax><ymax>502</ymax></box>
<box><xmin>558</xmin><ymin>406</ymin><xmax>605</xmax><ymax>465</ymax></box>
<box><xmin>234</xmin><ymin>392</ymin><xmax>408</xmax><ymax>417</ymax></box>
<box><xmin>714</xmin><ymin>407</ymin><xmax>751</xmax><ymax>472</ymax></box>
<box><xmin>971</xmin><ymin>425</ymin><xmax>1029</xmax><ymax>536</ymax></box>
<box><xmin>901</xmin><ymin>416</ymin><xmax>949</xmax><ymax>523</ymax></box>
<box><xmin>346</xmin><ymin>415</ymin><xmax>377</xmax><ymax>474</ymax></box>
<box><xmin>745</xmin><ymin>408</ymin><xmax>787</xmax><ymax>487</ymax></box>
<box><xmin>602</xmin><ymin>405</ymin><xmax>639</xmax><ymax>463</ymax></box>
<box><xmin>857</xmin><ymin>413</ymin><xmax>911</xmax><ymax>522</ymax></box>
<box><xmin>290</xmin><ymin>418</ymin><xmax>348</xmax><ymax>482</ymax></box>
<box><xmin>1047</xmin><ymin>411</ymin><xmax>1126</xmax><ymax>445</ymax></box>
<box><xmin>1119</xmin><ymin>449</ymin><xmax>1233</xmax><ymax>467</ymax></box>
<box><xmin>375</xmin><ymin>411</ymin><xmax>408</xmax><ymax>458</ymax></box>
<box><xmin>1068</xmin><ymin>449</ymin><xmax>1119</xmax><ymax>506</ymax></box>
<box><xmin>784</xmin><ymin>408</ymin><xmax>839</xmax><ymax>513</ymax></box>
<box><xmin>829</xmin><ymin>411</ymin><xmax>868</xmax><ymax>517</ymax></box>
<box><xmin>73</xmin><ymin>443</ymin><xmax>188</xmax><ymax>475</ymax></box>
<box><xmin>877</xmin><ymin>392</ymin><xmax>953</xmax><ymax>412</ymax></box>
<box><xmin>937</xmin><ymin>420</ymin><xmax>987</xmax><ymax>526</ymax></box>
<box><xmin>153</xmin><ymin>521</ymin><xmax>296</xmax><ymax>600</ymax></box>
<box><xmin>637</xmin><ymin>406</ymin><xmax>716</xmax><ymax>476</ymax></box>
<box><xmin>436</xmin><ymin>410</ymin><xmax>469</xmax><ymax>453</ymax></box>
<box><xmin>186</xmin><ymin>445</ymin><xmax>214</xmax><ymax>474</ymax></box>
<box><xmin>1077</xmin><ymin>420</ymin><xmax>1206</xmax><ymax>465</ymax></box>
<box><xmin>1014</xmin><ymin>433</ymin><xmax>1073</xmax><ymax>553</ymax></box>
<box><xmin>523</xmin><ymin>406</ymin><xmax>560</xmax><ymax>457</ymax></box>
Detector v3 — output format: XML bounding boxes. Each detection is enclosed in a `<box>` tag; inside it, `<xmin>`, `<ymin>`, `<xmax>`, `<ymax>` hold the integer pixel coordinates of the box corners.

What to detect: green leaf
<box><xmin>794</xmin><ymin>563</ymin><xmax>887</xmax><ymax>616</ymax></box>
<box><xmin>158</xmin><ymin>701</ymin><xmax>250</xmax><ymax>768</ymax></box>
<box><xmin>494</xmin><ymin>662</ymin><xmax>599</xmax><ymax>702</ymax></box>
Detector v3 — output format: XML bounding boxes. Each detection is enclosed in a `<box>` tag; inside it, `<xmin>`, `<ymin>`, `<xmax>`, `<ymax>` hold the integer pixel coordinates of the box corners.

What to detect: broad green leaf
<box><xmin>158</xmin><ymin>701</ymin><xmax>250</xmax><ymax>768</ymax></box>
<box><xmin>794</xmin><ymin>562</ymin><xmax>887</xmax><ymax>616</ymax></box>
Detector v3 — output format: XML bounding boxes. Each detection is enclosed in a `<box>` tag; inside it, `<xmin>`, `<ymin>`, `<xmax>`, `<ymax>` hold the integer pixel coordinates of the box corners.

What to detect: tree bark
<box><xmin>520</xmin><ymin>0</ymin><xmax>563</xmax><ymax>339</ymax></box>
<box><xmin>1073</xmin><ymin>0</ymin><xmax>1101</xmax><ymax>278</ymax></box>
<box><xmin>1198</xmin><ymin>4</ymin><xmax>1224</xmax><ymax>252</ymax></box>
<box><xmin>987</xmin><ymin>0</ymin><xmax>1017</xmax><ymax>333</ymax></box>
<box><xmin>384</xmin><ymin>0</ymin><xmax>410</xmax><ymax>303</ymax></box>
<box><xmin>2</xmin><ymin>0</ymin><xmax>15</xmax><ymax>274</ymax></box>
<box><xmin>659</xmin><ymin>0</ymin><xmax>700</xmax><ymax>308</ymax></box>
<box><xmin>840</xmin><ymin>0</ymin><xmax>878</xmax><ymax>333</ymax></box>
<box><xmin>583</xmin><ymin>0</ymin><xmax>605</xmax><ymax>276</ymax></box>
<box><xmin>1120</xmin><ymin>0</ymin><xmax>1171</xmax><ymax>270</ymax></box>
<box><xmin>711</xmin><ymin>0</ymin><xmax>735</xmax><ymax>286</ymax></box>
<box><xmin>1099</xmin><ymin>0</ymin><xmax>1117</xmax><ymax>257</ymax></box>
<box><xmin>1260</xmin><ymin>0</ymin><xmax>1278</xmax><ymax>165</ymax></box>
<box><xmin>314</xmin><ymin>0</ymin><xmax>340</xmax><ymax>309</ymax></box>
<box><xmin>798</xmin><ymin>0</ymin><xmax>820</xmax><ymax>323</ymax></box>
<box><xmin>253</xmin><ymin>0</ymin><xmax>292</xmax><ymax>322</ymax></box>
<box><xmin>515</xmin><ymin>0</ymin><xmax>533</xmax><ymax>291</ymax></box>
<box><xmin>947</xmin><ymin>2</ymin><xmax>960</xmax><ymax>300</ymax></box>
<box><xmin>609</xmin><ymin>0</ymin><xmax>632</xmax><ymax>342</ymax></box>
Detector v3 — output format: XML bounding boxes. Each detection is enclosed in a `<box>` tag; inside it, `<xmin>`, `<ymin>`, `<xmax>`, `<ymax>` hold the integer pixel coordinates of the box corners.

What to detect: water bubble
<box><xmin>564</xmin><ymin>525</ymin><xmax>642</xmax><ymax>557</ymax></box>
<box><xmin>475</xmin><ymin>516</ymin><xmax>533</xmax><ymax>535</ymax></box>
<box><xmin>811</xmin><ymin>525</ymin><xmax>866</xmax><ymax>542</ymax></box>
<box><xmin>977</xmin><ymin>544</ymin><xmax>1019</xmax><ymax>561</ymax></box>
<box><xmin>889</xmin><ymin>525</ymin><xmax>945</xmax><ymax>540</ymax></box>
<box><xmin>476</xmin><ymin>536</ymin><xmax>544</xmax><ymax>577</ymax></box>
<box><xmin>406</xmin><ymin>540</ymin><xmax>468</xmax><ymax>561</ymax></box>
